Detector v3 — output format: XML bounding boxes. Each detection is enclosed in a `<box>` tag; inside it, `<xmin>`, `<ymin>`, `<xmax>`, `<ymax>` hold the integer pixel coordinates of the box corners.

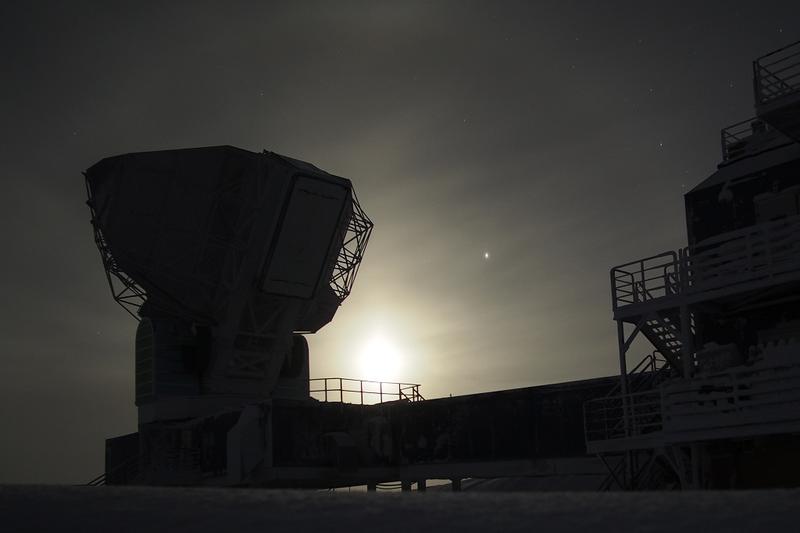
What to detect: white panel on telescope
<box><xmin>261</xmin><ymin>176</ymin><xmax>348</xmax><ymax>298</ymax></box>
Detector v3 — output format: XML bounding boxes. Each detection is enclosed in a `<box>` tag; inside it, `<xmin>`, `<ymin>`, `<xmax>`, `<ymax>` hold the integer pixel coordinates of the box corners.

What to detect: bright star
<box><xmin>484</xmin><ymin>252</ymin><xmax>490</xmax><ymax>260</ymax></box>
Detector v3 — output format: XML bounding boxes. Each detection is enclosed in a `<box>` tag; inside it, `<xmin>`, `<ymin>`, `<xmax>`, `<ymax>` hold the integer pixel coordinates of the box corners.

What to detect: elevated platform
<box><xmin>585</xmin><ymin>359</ymin><xmax>800</xmax><ymax>454</ymax></box>
<box><xmin>585</xmin><ymin>39</ymin><xmax>800</xmax><ymax>490</ymax></box>
<box><xmin>105</xmin><ymin>375</ymin><xmax>618</xmax><ymax>487</ymax></box>
<box><xmin>611</xmin><ymin>214</ymin><xmax>800</xmax><ymax>323</ymax></box>
<box><xmin>754</xmin><ymin>40</ymin><xmax>800</xmax><ymax>142</ymax></box>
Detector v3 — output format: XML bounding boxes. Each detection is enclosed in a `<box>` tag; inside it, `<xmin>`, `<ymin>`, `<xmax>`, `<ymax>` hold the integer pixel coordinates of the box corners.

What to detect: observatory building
<box><xmin>584</xmin><ymin>40</ymin><xmax>800</xmax><ymax>489</ymax></box>
<box><xmin>88</xmin><ymin>40</ymin><xmax>800</xmax><ymax>490</ymax></box>
<box><xmin>86</xmin><ymin>148</ymin><xmax>377</xmax><ymax>484</ymax></box>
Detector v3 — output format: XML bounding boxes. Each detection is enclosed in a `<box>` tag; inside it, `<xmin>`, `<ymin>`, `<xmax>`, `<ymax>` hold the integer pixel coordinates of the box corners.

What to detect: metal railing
<box><xmin>584</xmin><ymin>389</ymin><xmax>663</xmax><ymax>444</ymax></box>
<box><xmin>86</xmin><ymin>454</ymin><xmax>140</xmax><ymax>486</ymax></box>
<box><xmin>604</xmin><ymin>351</ymin><xmax>669</xmax><ymax>399</ymax></box>
<box><xmin>720</xmin><ymin>117</ymin><xmax>772</xmax><ymax>161</ymax></box>
<box><xmin>662</xmin><ymin>361</ymin><xmax>800</xmax><ymax>433</ymax></box>
<box><xmin>611</xmin><ymin>215</ymin><xmax>800</xmax><ymax>311</ymax></box>
<box><xmin>754</xmin><ymin>39</ymin><xmax>800</xmax><ymax>104</ymax></box>
<box><xmin>685</xmin><ymin>215</ymin><xmax>800</xmax><ymax>291</ymax></box>
<box><xmin>610</xmin><ymin>251</ymin><xmax>681</xmax><ymax>310</ymax></box>
<box><xmin>309</xmin><ymin>377</ymin><xmax>424</xmax><ymax>405</ymax></box>
<box><xmin>586</xmin><ymin>359</ymin><xmax>800</xmax><ymax>446</ymax></box>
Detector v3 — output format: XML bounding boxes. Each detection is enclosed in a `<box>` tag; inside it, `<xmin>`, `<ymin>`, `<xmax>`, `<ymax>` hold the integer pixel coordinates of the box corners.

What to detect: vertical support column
<box><xmin>417</xmin><ymin>479</ymin><xmax>426</xmax><ymax>492</ymax></box>
<box><xmin>680</xmin><ymin>303</ymin><xmax>694</xmax><ymax>378</ymax></box>
<box><xmin>617</xmin><ymin>320</ymin><xmax>629</xmax><ymax>397</ymax></box>
<box><xmin>451</xmin><ymin>478</ymin><xmax>462</xmax><ymax>491</ymax></box>
<box><xmin>401</xmin><ymin>480</ymin><xmax>412</xmax><ymax>491</ymax></box>
<box><xmin>617</xmin><ymin>320</ymin><xmax>632</xmax><ymax>488</ymax></box>
<box><xmin>690</xmin><ymin>443</ymin><xmax>703</xmax><ymax>489</ymax></box>
<box><xmin>367</xmin><ymin>482</ymin><xmax>376</xmax><ymax>492</ymax></box>
<box><xmin>679</xmin><ymin>248</ymin><xmax>694</xmax><ymax>378</ymax></box>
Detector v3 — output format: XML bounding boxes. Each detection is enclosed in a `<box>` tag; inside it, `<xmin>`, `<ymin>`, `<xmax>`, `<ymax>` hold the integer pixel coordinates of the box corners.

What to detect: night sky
<box><xmin>2</xmin><ymin>1</ymin><xmax>800</xmax><ymax>483</ymax></box>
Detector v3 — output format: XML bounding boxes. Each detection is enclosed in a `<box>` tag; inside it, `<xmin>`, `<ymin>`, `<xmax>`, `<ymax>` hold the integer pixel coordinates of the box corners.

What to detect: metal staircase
<box><xmin>604</xmin><ymin>351</ymin><xmax>671</xmax><ymax>399</ymax></box>
<box><xmin>593</xmin><ymin>351</ymin><xmax>678</xmax><ymax>491</ymax></box>
<box><xmin>641</xmin><ymin>313</ymin><xmax>683</xmax><ymax>373</ymax></box>
<box><xmin>587</xmin><ymin>40</ymin><xmax>800</xmax><ymax>491</ymax></box>
<box><xmin>86</xmin><ymin>454</ymin><xmax>140</xmax><ymax>486</ymax></box>
<box><xmin>586</xmin><ymin>350</ymin><xmax>672</xmax><ymax>475</ymax></box>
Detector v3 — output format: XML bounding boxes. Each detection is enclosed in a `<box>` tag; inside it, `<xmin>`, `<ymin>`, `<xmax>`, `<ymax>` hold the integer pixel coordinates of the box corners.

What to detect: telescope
<box><xmin>86</xmin><ymin>146</ymin><xmax>372</xmax><ymax>424</ymax></box>
<box><xmin>86</xmin><ymin>39</ymin><xmax>800</xmax><ymax>492</ymax></box>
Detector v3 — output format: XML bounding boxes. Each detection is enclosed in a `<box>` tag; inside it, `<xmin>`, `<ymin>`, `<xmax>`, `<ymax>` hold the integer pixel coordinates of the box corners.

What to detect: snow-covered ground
<box><xmin>2</xmin><ymin>485</ymin><xmax>798</xmax><ymax>532</ymax></box>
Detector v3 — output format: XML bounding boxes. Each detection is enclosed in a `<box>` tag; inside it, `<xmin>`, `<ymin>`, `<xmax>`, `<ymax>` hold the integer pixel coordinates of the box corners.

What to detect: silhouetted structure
<box><xmin>88</xmin><ymin>40</ymin><xmax>800</xmax><ymax>491</ymax></box>
<box><xmin>585</xmin><ymin>39</ymin><xmax>800</xmax><ymax>489</ymax></box>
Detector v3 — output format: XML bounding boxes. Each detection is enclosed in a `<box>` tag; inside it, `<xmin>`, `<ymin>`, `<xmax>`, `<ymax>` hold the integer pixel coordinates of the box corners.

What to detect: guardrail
<box><xmin>686</xmin><ymin>215</ymin><xmax>800</xmax><ymax>292</ymax></box>
<box><xmin>86</xmin><ymin>454</ymin><xmax>140</xmax><ymax>486</ymax></box>
<box><xmin>663</xmin><ymin>362</ymin><xmax>800</xmax><ymax>433</ymax></box>
<box><xmin>604</xmin><ymin>351</ymin><xmax>669</xmax><ymax>399</ymax></box>
<box><xmin>754</xmin><ymin>39</ymin><xmax>800</xmax><ymax>104</ymax></box>
<box><xmin>310</xmin><ymin>377</ymin><xmax>424</xmax><ymax>405</ymax></box>
<box><xmin>720</xmin><ymin>118</ymin><xmax>772</xmax><ymax>161</ymax></box>
<box><xmin>585</xmin><ymin>360</ymin><xmax>800</xmax><ymax>447</ymax></box>
<box><xmin>610</xmin><ymin>251</ymin><xmax>681</xmax><ymax>310</ymax></box>
<box><xmin>611</xmin><ymin>215</ymin><xmax>800</xmax><ymax>312</ymax></box>
<box><xmin>584</xmin><ymin>389</ymin><xmax>663</xmax><ymax>444</ymax></box>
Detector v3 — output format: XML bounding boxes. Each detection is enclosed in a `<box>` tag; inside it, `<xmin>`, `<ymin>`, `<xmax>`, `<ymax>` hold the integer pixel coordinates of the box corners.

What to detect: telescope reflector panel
<box><xmin>261</xmin><ymin>176</ymin><xmax>349</xmax><ymax>298</ymax></box>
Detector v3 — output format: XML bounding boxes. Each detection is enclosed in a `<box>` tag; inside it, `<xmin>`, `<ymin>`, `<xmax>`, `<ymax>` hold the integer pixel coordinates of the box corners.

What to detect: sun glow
<box><xmin>358</xmin><ymin>333</ymin><xmax>403</xmax><ymax>382</ymax></box>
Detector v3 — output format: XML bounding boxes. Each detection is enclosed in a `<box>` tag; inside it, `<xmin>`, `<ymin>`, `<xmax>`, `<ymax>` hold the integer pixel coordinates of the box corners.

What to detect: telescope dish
<box><xmin>85</xmin><ymin>146</ymin><xmax>373</xmax><ymax>417</ymax></box>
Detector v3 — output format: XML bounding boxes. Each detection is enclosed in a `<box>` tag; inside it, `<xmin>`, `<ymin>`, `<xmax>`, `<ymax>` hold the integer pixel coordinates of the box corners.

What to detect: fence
<box><xmin>754</xmin><ymin>39</ymin><xmax>800</xmax><ymax>104</ymax></box>
<box><xmin>662</xmin><ymin>362</ymin><xmax>800</xmax><ymax>433</ymax></box>
<box><xmin>309</xmin><ymin>378</ymin><xmax>424</xmax><ymax>405</ymax></box>
<box><xmin>584</xmin><ymin>389</ymin><xmax>663</xmax><ymax>444</ymax></box>
<box><xmin>585</xmin><ymin>360</ymin><xmax>800</xmax><ymax>446</ymax></box>
<box><xmin>610</xmin><ymin>251</ymin><xmax>681</xmax><ymax>310</ymax></box>
<box><xmin>611</xmin><ymin>215</ymin><xmax>800</xmax><ymax>311</ymax></box>
<box><xmin>719</xmin><ymin>117</ymin><xmax>772</xmax><ymax>161</ymax></box>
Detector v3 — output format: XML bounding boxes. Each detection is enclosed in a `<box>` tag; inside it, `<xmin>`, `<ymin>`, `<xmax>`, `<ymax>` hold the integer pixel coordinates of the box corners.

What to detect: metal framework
<box><xmin>611</xmin><ymin>215</ymin><xmax>800</xmax><ymax>313</ymax></box>
<box><xmin>309</xmin><ymin>377</ymin><xmax>424</xmax><ymax>404</ymax></box>
<box><xmin>84</xmin><ymin>167</ymin><xmax>260</xmax><ymax>323</ymax></box>
<box><xmin>584</xmin><ymin>43</ymin><xmax>800</xmax><ymax>489</ymax></box>
<box><xmin>588</xmin><ymin>213</ymin><xmax>800</xmax><ymax>488</ymax></box>
<box><xmin>86</xmin><ymin>169</ymin><xmax>373</xmax><ymax>320</ymax></box>
<box><xmin>329</xmin><ymin>190</ymin><xmax>373</xmax><ymax>302</ymax></box>
<box><xmin>719</xmin><ymin>117</ymin><xmax>776</xmax><ymax>162</ymax></box>
<box><xmin>754</xmin><ymin>39</ymin><xmax>800</xmax><ymax>104</ymax></box>
<box><xmin>85</xmin><ymin>174</ymin><xmax>147</xmax><ymax>320</ymax></box>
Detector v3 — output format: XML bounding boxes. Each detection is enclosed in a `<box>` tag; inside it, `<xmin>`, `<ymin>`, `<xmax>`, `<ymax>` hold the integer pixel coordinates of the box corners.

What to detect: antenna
<box><xmin>86</xmin><ymin>146</ymin><xmax>372</xmax><ymax>422</ymax></box>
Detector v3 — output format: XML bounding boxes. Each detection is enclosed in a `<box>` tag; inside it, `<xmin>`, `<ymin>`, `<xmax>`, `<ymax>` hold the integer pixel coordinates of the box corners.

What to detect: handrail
<box><xmin>604</xmin><ymin>351</ymin><xmax>668</xmax><ymax>399</ymax></box>
<box><xmin>86</xmin><ymin>454</ymin><xmax>140</xmax><ymax>486</ymax></box>
<box><xmin>86</xmin><ymin>473</ymin><xmax>106</xmax><ymax>486</ymax></box>
<box><xmin>309</xmin><ymin>377</ymin><xmax>424</xmax><ymax>405</ymax></box>
<box><xmin>585</xmin><ymin>388</ymin><xmax>663</xmax><ymax>443</ymax></box>
<box><xmin>754</xmin><ymin>40</ymin><xmax>800</xmax><ymax>104</ymax></box>
<box><xmin>610</xmin><ymin>251</ymin><xmax>680</xmax><ymax>310</ymax></box>
<box><xmin>611</xmin><ymin>215</ymin><xmax>800</xmax><ymax>312</ymax></box>
<box><xmin>662</xmin><ymin>362</ymin><xmax>800</xmax><ymax>432</ymax></box>
<box><xmin>586</xmin><ymin>360</ymin><xmax>800</xmax><ymax>446</ymax></box>
<box><xmin>719</xmin><ymin>117</ymin><xmax>775</xmax><ymax>161</ymax></box>
<box><xmin>756</xmin><ymin>39</ymin><xmax>800</xmax><ymax>61</ymax></box>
